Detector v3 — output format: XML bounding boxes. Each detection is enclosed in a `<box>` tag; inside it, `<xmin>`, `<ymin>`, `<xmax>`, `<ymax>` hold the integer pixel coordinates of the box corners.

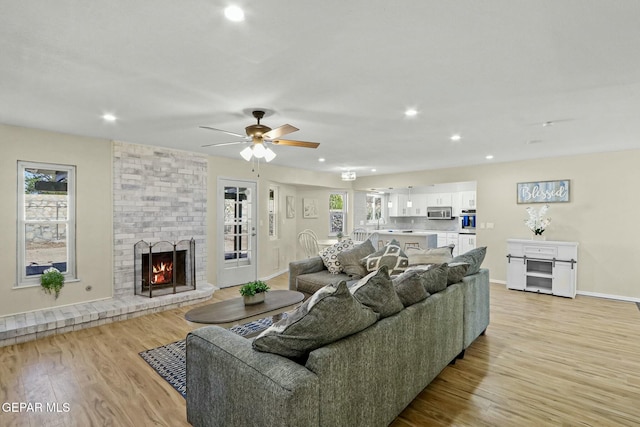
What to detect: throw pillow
<box><xmin>253</xmin><ymin>281</ymin><xmax>378</xmax><ymax>359</ymax></box>
<box><xmin>405</xmin><ymin>263</ymin><xmax>449</xmax><ymax>294</ymax></box>
<box><xmin>361</xmin><ymin>239</ymin><xmax>409</xmax><ymax>275</ymax></box>
<box><xmin>319</xmin><ymin>238</ymin><xmax>355</xmax><ymax>274</ymax></box>
<box><xmin>450</xmin><ymin>246</ymin><xmax>487</xmax><ymax>276</ymax></box>
<box><xmin>349</xmin><ymin>265</ymin><xmax>404</xmax><ymax>318</ymax></box>
<box><xmin>391</xmin><ymin>269</ymin><xmax>430</xmax><ymax>307</ymax></box>
<box><xmin>406</xmin><ymin>246</ymin><xmax>454</xmax><ymax>266</ymax></box>
<box><xmin>447</xmin><ymin>262</ymin><xmax>470</xmax><ymax>284</ymax></box>
<box><xmin>337</xmin><ymin>239</ymin><xmax>376</xmax><ymax>279</ymax></box>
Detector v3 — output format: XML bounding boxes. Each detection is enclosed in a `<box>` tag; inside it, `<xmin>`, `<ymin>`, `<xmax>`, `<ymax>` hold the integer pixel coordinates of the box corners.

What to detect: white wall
<box><xmin>0</xmin><ymin>124</ymin><xmax>113</xmax><ymax>316</ymax></box>
<box><xmin>356</xmin><ymin>149</ymin><xmax>640</xmax><ymax>300</ymax></box>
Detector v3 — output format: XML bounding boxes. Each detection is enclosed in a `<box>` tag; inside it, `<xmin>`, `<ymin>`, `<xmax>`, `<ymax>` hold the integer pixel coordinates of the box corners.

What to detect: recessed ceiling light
<box><xmin>526</xmin><ymin>139</ymin><xmax>543</xmax><ymax>145</ymax></box>
<box><xmin>485</xmin><ymin>155</ymin><xmax>494</xmax><ymax>160</ymax></box>
<box><xmin>318</xmin><ymin>158</ymin><xmax>325</xmax><ymax>162</ymax></box>
<box><xmin>224</xmin><ymin>5</ymin><xmax>245</xmax><ymax>22</ymax></box>
<box><xmin>404</xmin><ymin>108</ymin><xmax>418</xmax><ymax>117</ymax></box>
<box><xmin>102</xmin><ymin>113</ymin><xmax>117</xmax><ymax>122</ymax></box>
<box><xmin>450</xmin><ymin>134</ymin><xmax>461</xmax><ymax>142</ymax></box>
<box><xmin>371</xmin><ymin>168</ymin><xmax>376</xmax><ymax>172</ymax></box>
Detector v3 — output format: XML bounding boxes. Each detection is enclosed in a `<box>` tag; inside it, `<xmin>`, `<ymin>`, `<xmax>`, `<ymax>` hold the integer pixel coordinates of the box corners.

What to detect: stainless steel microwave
<box><xmin>426</xmin><ymin>206</ymin><xmax>453</xmax><ymax>220</ymax></box>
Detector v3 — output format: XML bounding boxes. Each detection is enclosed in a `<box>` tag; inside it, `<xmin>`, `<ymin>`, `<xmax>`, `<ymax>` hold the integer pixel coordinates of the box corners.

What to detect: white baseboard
<box><xmin>492</xmin><ymin>278</ymin><xmax>640</xmax><ymax>303</ymax></box>
<box><xmin>576</xmin><ymin>290</ymin><xmax>640</xmax><ymax>304</ymax></box>
<box><xmin>261</xmin><ymin>269</ymin><xmax>289</xmax><ymax>281</ymax></box>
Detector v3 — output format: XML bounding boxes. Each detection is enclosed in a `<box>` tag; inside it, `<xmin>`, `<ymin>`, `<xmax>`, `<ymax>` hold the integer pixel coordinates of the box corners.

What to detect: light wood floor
<box><xmin>1</xmin><ymin>276</ymin><xmax>639</xmax><ymax>427</ymax></box>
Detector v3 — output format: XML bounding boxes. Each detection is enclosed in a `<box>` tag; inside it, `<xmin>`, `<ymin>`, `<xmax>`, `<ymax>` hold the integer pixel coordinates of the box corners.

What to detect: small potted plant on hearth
<box><xmin>239</xmin><ymin>280</ymin><xmax>270</xmax><ymax>305</ymax></box>
<box><xmin>41</xmin><ymin>266</ymin><xmax>65</xmax><ymax>299</ymax></box>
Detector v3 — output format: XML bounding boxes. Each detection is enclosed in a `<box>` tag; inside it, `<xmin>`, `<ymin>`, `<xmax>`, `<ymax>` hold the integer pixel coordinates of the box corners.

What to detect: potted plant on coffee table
<box><xmin>239</xmin><ymin>280</ymin><xmax>270</xmax><ymax>305</ymax></box>
<box><xmin>41</xmin><ymin>266</ymin><xmax>65</xmax><ymax>299</ymax></box>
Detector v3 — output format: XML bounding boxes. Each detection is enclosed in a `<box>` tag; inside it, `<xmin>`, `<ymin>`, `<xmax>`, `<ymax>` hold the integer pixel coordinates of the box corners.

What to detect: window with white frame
<box><xmin>268</xmin><ymin>185</ymin><xmax>278</xmax><ymax>239</ymax></box>
<box><xmin>329</xmin><ymin>192</ymin><xmax>347</xmax><ymax>236</ymax></box>
<box><xmin>366</xmin><ymin>194</ymin><xmax>383</xmax><ymax>222</ymax></box>
<box><xmin>17</xmin><ymin>161</ymin><xmax>76</xmax><ymax>286</ymax></box>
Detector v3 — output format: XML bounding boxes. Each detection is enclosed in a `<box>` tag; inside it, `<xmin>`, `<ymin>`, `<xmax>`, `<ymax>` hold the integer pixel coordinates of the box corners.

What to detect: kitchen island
<box><xmin>373</xmin><ymin>230</ymin><xmax>438</xmax><ymax>250</ymax></box>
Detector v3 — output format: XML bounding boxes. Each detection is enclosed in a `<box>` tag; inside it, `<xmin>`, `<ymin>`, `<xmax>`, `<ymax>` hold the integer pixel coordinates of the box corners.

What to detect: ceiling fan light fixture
<box><xmin>240</xmin><ymin>146</ymin><xmax>253</xmax><ymax>161</ymax></box>
<box><xmin>264</xmin><ymin>147</ymin><xmax>276</xmax><ymax>162</ymax></box>
<box><xmin>341</xmin><ymin>171</ymin><xmax>356</xmax><ymax>181</ymax></box>
<box><xmin>252</xmin><ymin>143</ymin><xmax>266</xmax><ymax>158</ymax></box>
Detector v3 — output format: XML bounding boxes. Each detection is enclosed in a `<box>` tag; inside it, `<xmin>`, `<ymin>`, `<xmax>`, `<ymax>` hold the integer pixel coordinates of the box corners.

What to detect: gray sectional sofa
<box><xmin>186</xmin><ymin>253</ymin><xmax>490</xmax><ymax>426</ymax></box>
<box><xmin>289</xmin><ymin>252</ymin><xmax>490</xmax><ymax>350</ymax></box>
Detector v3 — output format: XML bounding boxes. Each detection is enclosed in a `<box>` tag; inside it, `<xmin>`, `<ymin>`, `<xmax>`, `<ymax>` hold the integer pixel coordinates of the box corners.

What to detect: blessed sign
<box><xmin>517</xmin><ymin>180</ymin><xmax>570</xmax><ymax>204</ymax></box>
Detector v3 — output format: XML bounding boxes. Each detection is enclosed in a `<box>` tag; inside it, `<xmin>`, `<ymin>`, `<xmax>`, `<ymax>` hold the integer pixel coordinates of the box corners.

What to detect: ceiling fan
<box><xmin>200</xmin><ymin>110</ymin><xmax>320</xmax><ymax>162</ymax></box>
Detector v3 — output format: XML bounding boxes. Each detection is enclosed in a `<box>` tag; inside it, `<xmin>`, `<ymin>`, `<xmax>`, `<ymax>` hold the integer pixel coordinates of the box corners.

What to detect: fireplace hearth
<box><xmin>134</xmin><ymin>239</ymin><xmax>196</xmax><ymax>297</ymax></box>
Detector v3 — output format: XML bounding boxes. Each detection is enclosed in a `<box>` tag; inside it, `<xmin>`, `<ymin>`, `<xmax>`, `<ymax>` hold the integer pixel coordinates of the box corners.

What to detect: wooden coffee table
<box><xmin>185</xmin><ymin>290</ymin><xmax>304</xmax><ymax>328</ymax></box>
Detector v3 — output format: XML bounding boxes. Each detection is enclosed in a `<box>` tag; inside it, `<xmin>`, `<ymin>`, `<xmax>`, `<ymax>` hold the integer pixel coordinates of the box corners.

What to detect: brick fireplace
<box><xmin>0</xmin><ymin>141</ymin><xmax>213</xmax><ymax>347</ymax></box>
<box><xmin>113</xmin><ymin>141</ymin><xmax>207</xmax><ymax>298</ymax></box>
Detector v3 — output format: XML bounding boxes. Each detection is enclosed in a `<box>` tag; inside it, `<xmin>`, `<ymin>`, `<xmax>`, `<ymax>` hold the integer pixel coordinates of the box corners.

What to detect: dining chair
<box><xmin>298</xmin><ymin>230</ymin><xmax>320</xmax><ymax>258</ymax></box>
<box><xmin>351</xmin><ymin>228</ymin><xmax>368</xmax><ymax>243</ymax></box>
<box><xmin>301</xmin><ymin>229</ymin><xmax>318</xmax><ymax>240</ymax></box>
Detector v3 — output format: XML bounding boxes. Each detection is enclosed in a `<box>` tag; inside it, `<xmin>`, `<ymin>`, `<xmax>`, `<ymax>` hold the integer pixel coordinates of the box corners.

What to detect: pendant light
<box><xmin>407</xmin><ymin>186</ymin><xmax>413</xmax><ymax>208</ymax></box>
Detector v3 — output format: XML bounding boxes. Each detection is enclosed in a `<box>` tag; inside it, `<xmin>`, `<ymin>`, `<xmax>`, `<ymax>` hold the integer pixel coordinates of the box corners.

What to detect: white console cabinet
<box><xmin>506</xmin><ymin>239</ymin><xmax>578</xmax><ymax>298</ymax></box>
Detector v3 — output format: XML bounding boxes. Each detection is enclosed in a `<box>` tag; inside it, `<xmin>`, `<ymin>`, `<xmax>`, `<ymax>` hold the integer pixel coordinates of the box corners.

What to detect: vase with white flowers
<box><xmin>524</xmin><ymin>204</ymin><xmax>551</xmax><ymax>238</ymax></box>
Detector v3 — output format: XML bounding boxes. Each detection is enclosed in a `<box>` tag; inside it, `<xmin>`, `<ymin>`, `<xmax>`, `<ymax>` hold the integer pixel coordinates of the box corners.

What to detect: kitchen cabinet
<box><xmin>388</xmin><ymin>194</ymin><xmax>407</xmax><ymax>217</ymax></box>
<box><xmin>426</xmin><ymin>193</ymin><xmax>452</xmax><ymax>207</ymax></box>
<box><xmin>506</xmin><ymin>239</ymin><xmax>578</xmax><ymax>298</ymax></box>
<box><xmin>389</xmin><ymin>193</ymin><xmax>427</xmax><ymax>216</ymax></box>
<box><xmin>456</xmin><ymin>191</ymin><xmax>476</xmax><ymax>215</ymax></box>
<box><xmin>458</xmin><ymin>234</ymin><xmax>476</xmax><ymax>255</ymax></box>
<box><xmin>409</xmin><ymin>193</ymin><xmax>427</xmax><ymax>216</ymax></box>
<box><xmin>436</xmin><ymin>232</ymin><xmax>461</xmax><ymax>256</ymax></box>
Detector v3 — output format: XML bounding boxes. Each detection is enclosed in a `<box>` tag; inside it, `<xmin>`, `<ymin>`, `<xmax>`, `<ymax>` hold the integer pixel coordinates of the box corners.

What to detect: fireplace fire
<box><xmin>153</xmin><ymin>260</ymin><xmax>172</xmax><ymax>285</ymax></box>
<box><xmin>141</xmin><ymin>250</ymin><xmax>185</xmax><ymax>289</ymax></box>
<box><xmin>134</xmin><ymin>239</ymin><xmax>196</xmax><ymax>297</ymax></box>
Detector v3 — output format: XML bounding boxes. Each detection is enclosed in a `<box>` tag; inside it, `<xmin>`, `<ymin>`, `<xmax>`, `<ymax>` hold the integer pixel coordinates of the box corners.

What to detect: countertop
<box><xmin>374</xmin><ymin>230</ymin><xmax>438</xmax><ymax>236</ymax></box>
<box><xmin>373</xmin><ymin>229</ymin><xmax>475</xmax><ymax>235</ymax></box>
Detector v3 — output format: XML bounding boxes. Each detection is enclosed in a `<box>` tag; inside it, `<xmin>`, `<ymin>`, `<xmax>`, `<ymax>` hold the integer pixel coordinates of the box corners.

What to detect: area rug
<box><xmin>139</xmin><ymin>316</ymin><xmax>278</xmax><ymax>398</ymax></box>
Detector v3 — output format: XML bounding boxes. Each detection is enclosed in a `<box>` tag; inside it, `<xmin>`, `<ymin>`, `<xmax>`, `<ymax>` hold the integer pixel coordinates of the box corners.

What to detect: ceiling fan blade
<box><xmin>262</xmin><ymin>124</ymin><xmax>299</xmax><ymax>140</ymax></box>
<box><xmin>201</xmin><ymin>141</ymin><xmax>247</xmax><ymax>147</ymax></box>
<box><xmin>199</xmin><ymin>126</ymin><xmax>246</xmax><ymax>138</ymax></box>
<box><xmin>271</xmin><ymin>139</ymin><xmax>320</xmax><ymax>149</ymax></box>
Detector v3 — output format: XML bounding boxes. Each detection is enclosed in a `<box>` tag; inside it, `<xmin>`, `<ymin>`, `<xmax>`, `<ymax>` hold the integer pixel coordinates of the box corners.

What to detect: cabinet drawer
<box><xmin>523</xmin><ymin>245</ymin><xmax>557</xmax><ymax>258</ymax></box>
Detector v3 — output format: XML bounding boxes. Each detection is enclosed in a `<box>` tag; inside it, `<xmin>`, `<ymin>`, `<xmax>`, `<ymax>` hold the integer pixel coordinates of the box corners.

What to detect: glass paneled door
<box><xmin>217</xmin><ymin>179</ymin><xmax>257</xmax><ymax>287</ymax></box>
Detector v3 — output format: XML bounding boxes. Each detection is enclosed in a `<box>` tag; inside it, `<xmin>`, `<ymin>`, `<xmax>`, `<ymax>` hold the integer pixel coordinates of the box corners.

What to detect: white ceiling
<box><xmin>2</xmin><ymin>1</ymin><xmax>640</xmax><ymax>177</ymax></box>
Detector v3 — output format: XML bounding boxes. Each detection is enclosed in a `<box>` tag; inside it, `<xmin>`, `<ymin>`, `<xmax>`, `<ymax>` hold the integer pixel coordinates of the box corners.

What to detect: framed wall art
<box><xmin>286</xmin><ymin>196</ymin><xmax>295</xmax><ymax>218</ymax></box>
<box><xmin>303</xmin><ymin>198</ymin><xmax>318</xmax><ymax>218</ymax></box>
<box><xmin>517</xmin><ymin>179</ymin><xmax>570</xmax><ymax>204</ymax></box>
